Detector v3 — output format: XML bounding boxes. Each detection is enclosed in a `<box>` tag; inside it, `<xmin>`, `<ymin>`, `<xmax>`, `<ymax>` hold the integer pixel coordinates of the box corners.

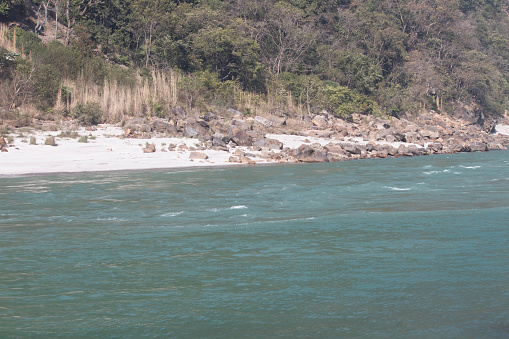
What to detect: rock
<box><xmin>268</xmin><ymin>116</ymin><xmax>286</xmax><ymax>127</ymax></box>
<box><xmin>292</xmin><ymin>144</ymin><xmax>329</xmax><ymax>163</ymax></box>
<box><xmin>183</xmin><ymin>125</ymin><xmax>200</xmax><ymax>138</ymax></box>
<box><xmin>212</xmin><ymin>133</ymin><xmax>229</xmax><ymax>147</ymax></box>
<box><xmin>171</xmin><ymin>106</ymin><xmax>186</xmax><ymax>119</ymax></box>
<box><xmin>151</xmin><ymin>120</ymin><xmax>177</xmax><ymax>134</ymax></box>
<box><xmin>428</xmin><ymin>143</ymin><xmax>444</xmax><ymax>152</ymax></box>
<box><xmin>253</xmin><ymin>138</ymin><xmax>283</xmax><ymax>150</ymax></box>
<box><xmin>1</xmin><ymin>137</ymin><xmax>8</xmax><ymax>152</ymax></box>
<box><xmin>404</xmin><ymin>132</ymin><xmax>421</xmax><ymax>143</ymax></box>
<box><xmin>239</xmin><ymin>156</ymin><xmax>256</xmax><ymax>164</ymax></box>
<box><xmin>142</xmin><ymin>143</ymin><xmax>156</xmax><ymax>153</ymax></box>
<box><xmin>302</xmin><ymin>130</ymin><xmax>333</xmax><ymax>138</ymax></box>
<box><xmin>324</xmin><ymin>144</ymin><xmax>349</xmax><ymax>157</ymax></box>
<box><xmin>227</xmin><ymin>108</ymin><xmax>243</xmax><ymax>119</ymax></box>
<box><xmin>469</xmin><ymin>142</ymin><xmax>488</xmax><ymax>152</ymax></box>
<box><xmin>231</xmin><ymin>119</ymin><xmax>251</xmax><ymax>131</ymax></box>
<box><xmin>189</xmin><ymin>152</ymin><xmax>209</xmax><ymax>160</ymax></box>
<box><xmin>253</xmin><ymin>138</ymin><xmax>269</xmax><ymax>149</ymax></box>
<box><xmin>254</xmin><ymin>116</ymin><xmax>273</xmax><ymax>128</ymax></box>
<box><xmin>266</xmin><ymin>138</ymin><xmax>284</xmax><ymax>150</ymax></box>
<box><xmin>312</xmin><ymin>115</ymin><xmax>328</xmax><ymax>128</ymax></box>
<box><xmin>341</xmin><ymin>142</ymin><xmax>363</xmax><ymax>155</ymax></box>
<box><xmin>228</xmin><ymin>125</ymin><xmax>252</xmax><ymax>146</ymax></box>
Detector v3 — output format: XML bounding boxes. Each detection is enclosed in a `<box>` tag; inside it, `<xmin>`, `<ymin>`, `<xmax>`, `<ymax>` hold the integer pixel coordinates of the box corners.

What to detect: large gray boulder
<box><xmin>228</xmin><ymin>125</ymin><xmax>252</xmax><ymax>146</ymax></box>
<box><xmin>171</xmin><ymin>106</ymin><xmax>186</xmax><ymax>119</ymax></box>
<box><xmin>292</xmin><ymin>144</ymin><xmax>329</xmax><ymax>163</ymax></box>
<box><xmin>254</xmin><ymin>116</ymin><xmax>273</xmax><ymax>128</ymax></box>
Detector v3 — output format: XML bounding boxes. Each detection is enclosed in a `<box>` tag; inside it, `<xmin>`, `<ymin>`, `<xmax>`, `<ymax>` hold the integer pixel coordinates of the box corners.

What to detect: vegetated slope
<box><xmin>1</xmin><ymin>0</ymin><xmax>509</xmax><ymax>126</ymax></box>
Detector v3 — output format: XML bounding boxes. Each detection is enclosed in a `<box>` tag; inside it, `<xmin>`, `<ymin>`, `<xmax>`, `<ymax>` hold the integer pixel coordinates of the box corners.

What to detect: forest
<box><xmin>1</xmin><ymin>0</ymin><xmax>509</xmax><ymax>125</ymax></box>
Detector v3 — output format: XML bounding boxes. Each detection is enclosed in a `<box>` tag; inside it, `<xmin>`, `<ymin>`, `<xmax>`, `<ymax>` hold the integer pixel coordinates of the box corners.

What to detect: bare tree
<box><xmin>65</xmin><ymin>0</ymin><xmax>102</xmax><ymax>44</ymax></box>
<box><xmin>35</xmin><ymin>0</ymin><xmax>52</xmax><ymax>34</ymax></box>
<box><xmin>258</xmin><ymin>2</ymin><xmax>316</xmax><ymax>75</ymax></box>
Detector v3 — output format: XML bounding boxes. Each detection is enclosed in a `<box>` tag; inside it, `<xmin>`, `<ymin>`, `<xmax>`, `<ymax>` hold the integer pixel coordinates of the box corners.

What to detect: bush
<box><xmin>58</xmin><ymin>130</ymin><xmax>79</xmax><ymax>138</ymax></box>
<box><xmin>72</xmin><ymin>102</ymin><xmax>103</xmax><ymax>126</ymax></box>
<box><xmin>29</xmin><ymin>136</ymin><xmax>36</xmax><ymax>145</ymax></box>
<box><xmin>44</xmin><ymin>136</ymin><xmax>56</xmax><ymax>146</ymax></box>
<box><xmin>78</xmin><ymin>135</ymin><xmax>88</xmax><ymax>143</ymax></box>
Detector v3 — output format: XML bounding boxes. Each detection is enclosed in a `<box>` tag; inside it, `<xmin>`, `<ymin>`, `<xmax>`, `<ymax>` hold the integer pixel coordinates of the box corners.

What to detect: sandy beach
<box><xmin>2</xmin><ymin>123</ymin><xmax>509</xmax><ymax>177</ymax></box>
<box><xmin>0</xmin><ymin>125</ymin><xmax>254</xmax><ymax>176</ymax></box>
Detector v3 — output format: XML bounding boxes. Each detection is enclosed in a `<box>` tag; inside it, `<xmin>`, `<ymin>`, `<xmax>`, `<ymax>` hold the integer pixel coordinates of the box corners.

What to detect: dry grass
<box><xmin>2</xmin><ymin>23</ymin><xmax>301</xmax><ymax>122</ymax></box>
<box><xmin>61</xmin><ymin>69</ymin><xmax>181</xmax><ymax>122</ymax></box>
<box><xmin>0</xmin><ymin>23</ymin><xmax>16</xmax><ymax>53</ymax></box>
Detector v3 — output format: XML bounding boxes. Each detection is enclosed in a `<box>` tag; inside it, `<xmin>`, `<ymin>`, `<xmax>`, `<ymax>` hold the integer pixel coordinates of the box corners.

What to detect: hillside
<box><xmin>2</xmin><ymin>0</ymin><xmax>509</xmax><ymax>127</ymax></box>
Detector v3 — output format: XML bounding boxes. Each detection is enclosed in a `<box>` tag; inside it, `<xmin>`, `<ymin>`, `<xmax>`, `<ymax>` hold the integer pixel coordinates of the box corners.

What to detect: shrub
<box><xmin>58</xmin><ymin>130</ymin><xmax>79</xmax><ymax>138</ymax></box>
<box><xmin>78</xmin><ymin>135</ymin><xmax>88</xmax><ymax>143</ymax></box>
<box><xmin>72</xmin><ymin>102</ymin><xmax>103</xmax><ymax>126</ymax></box>
<box><xmin>29</xmin><ymin>136</ymin><xmax>36</xmax><ymax>144</ymax></box>
<box><xmin>44</xmin><ymin>136</ymin><xmax>56</xmax><ymax>146</ymax></box>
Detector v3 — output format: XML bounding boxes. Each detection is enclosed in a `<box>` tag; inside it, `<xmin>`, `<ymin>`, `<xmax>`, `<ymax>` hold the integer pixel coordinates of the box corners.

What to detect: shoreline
<box><xmin>1</xmin><ymin>119</ymin><xmax>509</xmax><ymax>177</ymax></box>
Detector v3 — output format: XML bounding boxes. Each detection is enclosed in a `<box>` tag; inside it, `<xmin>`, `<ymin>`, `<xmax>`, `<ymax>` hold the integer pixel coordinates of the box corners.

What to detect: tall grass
<box><xmin>2</xmin><ymin>23</ymin><xmax>300</xmax><ymax>123</ymax></box>
<box><xmin>61</xmin><ymin>69</ymin><xmax>181</xmax><ymax>122</ymax></box>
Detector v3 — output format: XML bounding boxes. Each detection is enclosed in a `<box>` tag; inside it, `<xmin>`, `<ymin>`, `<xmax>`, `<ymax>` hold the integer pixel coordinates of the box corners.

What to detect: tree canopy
<box><xmin>3</xmin><ymin>0</ymin><xmax>509</xmax><ymax>118</ymax></box>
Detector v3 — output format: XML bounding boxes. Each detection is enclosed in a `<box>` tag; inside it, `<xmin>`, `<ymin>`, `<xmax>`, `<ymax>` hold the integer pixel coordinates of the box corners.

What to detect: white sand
<box><xmin>495</xmin><ymin>124</ymin><xmax>509</xmax><ymax>136</ymax></box>
<box><xmin>0</xmin><ymin>125</ymin><xmax>252</xmax><ymax>176</ymax></box>
<box><xmin>4</xmin><ymin>123</ymin><xmax>505</xmax><ymax>176</ymax></box>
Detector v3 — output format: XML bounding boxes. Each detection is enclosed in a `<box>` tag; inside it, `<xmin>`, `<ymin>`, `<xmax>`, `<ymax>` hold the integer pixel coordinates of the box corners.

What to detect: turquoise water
<box><xmin>1</xmin><ymin>151</ymin><xmax>509</xmax><ymax>338</ymax></box>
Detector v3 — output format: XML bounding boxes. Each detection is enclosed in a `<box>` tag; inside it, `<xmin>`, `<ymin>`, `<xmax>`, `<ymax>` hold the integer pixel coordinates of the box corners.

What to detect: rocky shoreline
<box><xmin>2</xmin><ymin>108</ymin><xmax>509</xmax><ymax>176</ymax></box>
<box><xmin>121</xmin><ymin>107</ymin><xmax>509</xmax><ymax>164</ymax></box>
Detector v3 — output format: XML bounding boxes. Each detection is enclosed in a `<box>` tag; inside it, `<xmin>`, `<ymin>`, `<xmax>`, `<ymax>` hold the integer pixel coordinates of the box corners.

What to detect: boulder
<box><xmin>183</xmin><ymin>125</ymin><xmax>200</xmax><ymax>138</ymax></box>
<box><xmin>469</xmin><ymin>142</ymin><xmax>488</xmax><ymax>152</ymax></box>
<box><xmin>266</xmin><ymin>138</ymin><xmax>284</xmax><ymax>150</ymax></box>
<box><xmin>212</xmin><ymin>133</ymin><xmax>229</xmax><ymax>147</ymax></box>
<box><xmin>341</xmin><ymin>142</ymin><xmax>363</xmax><ymax>155</ymax></box>
<box><xmin>231</xmin><ymin>119</ymin><xmax>251</xmax><ymax>131</ymax></box>
<box><xmin>253</xmin><ymin>138</ymin><xmax>269</xmax><ymax>149</ymax></box>
<box><xmin>189</xmin><ymin>152</ymin><xmax>209</xmax><ymax>160</ymax></box>
<box><xmin>171</xmin><ymin>106</ymin><xmax>186</xmax><ymax>119</ymax></box>
<box><xmin>312</xmin><ymin>115</ymin><xmax>328</xmax><ymax>128</ymax></box>
<box><xmin>268</xmin><ymin>116</ymin><xmax>286</xmax><ymax>127</ymax></box>
<box><xmin>227</xmin><ymin>108</ymin><xmax>244</xmax><ymax>119</ymax></box>
<box><xmin>142</xmin><ymin>143</ymin><xmax>156</xmax><ymax>153</ymax></box>
<box><xmin>404</xmin><ymin>132</ymin><xmax>421</xmax><ymax>143</ymax></box>
<box><xmin>228</xmin><ymin>125</ymin><xmax>252</xmax><ymax>146</ymax></box>
<box><xmin>302</xmin><ymin>130</ymin><xmax>333</xmax><ymax>138</ymax></box>
<box><xmin>151</xmin><ymin>121</ymin><xmax>177</xmax><ymax>134</ymax></box>
<box><xmin>254</xmin><ymin>116</ymin><xmax>273</xmax><ymax>128</ymax></box>
<box><xmin>239</xmin><ymin>156</ymin><xmax>256</xmax><ymax>164</ymax></box>
<box><xmin>292</xmin><ymin>144</ymin><xmax>329</xmax><ymax>163</ymax></box>
<box><xmin>324</xmin><ymin>144</ymin><xmax>349</xmax><ymax>157</ymax></box>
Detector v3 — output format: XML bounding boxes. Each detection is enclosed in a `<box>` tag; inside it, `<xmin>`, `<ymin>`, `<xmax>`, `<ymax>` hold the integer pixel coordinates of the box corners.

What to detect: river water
<box><xmin>1</xmin><ymin>151</ymin><xmax>508</xmax><ymax>338</ymax></box>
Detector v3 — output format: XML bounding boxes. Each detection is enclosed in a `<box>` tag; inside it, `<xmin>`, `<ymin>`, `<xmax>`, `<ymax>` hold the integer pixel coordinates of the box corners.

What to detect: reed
<box><xmin>0</xmin><ymin>23</ymin><xmax>15</xmax><ymax>53</ymax></box>
<box><xmin>59</xmin><ymin>68</ymin><xmax>183</xmax><ymax>122</ymax></box>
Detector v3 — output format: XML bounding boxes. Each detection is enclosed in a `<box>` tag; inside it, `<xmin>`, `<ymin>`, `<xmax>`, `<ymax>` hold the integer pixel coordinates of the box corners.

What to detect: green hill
<box><xmin>2</xmin><ymin>0</ymin><xmax>509</xmax><ymax>125</ymax></box>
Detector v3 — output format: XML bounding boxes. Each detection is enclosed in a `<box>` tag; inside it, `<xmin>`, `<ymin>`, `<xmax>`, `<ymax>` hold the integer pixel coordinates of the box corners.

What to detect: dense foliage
<box><xmin>2</xmin><ymin>0</ymin><xmax>509</xmax><ymax>122</ymax></box>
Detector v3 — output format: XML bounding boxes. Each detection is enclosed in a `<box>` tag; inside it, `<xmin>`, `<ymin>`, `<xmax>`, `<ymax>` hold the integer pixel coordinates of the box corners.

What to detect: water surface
<box><xmin>1</xmin><ymin>151</ymin><xmax>509</xmax><ymax>337</ymax></box>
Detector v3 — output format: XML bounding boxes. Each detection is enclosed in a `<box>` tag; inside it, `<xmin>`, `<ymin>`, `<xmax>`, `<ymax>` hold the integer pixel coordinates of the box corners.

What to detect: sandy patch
<box><xmin>0</xmin><ymin>125</ymin><xmax>249</xmax><ymax>176</ymax></box>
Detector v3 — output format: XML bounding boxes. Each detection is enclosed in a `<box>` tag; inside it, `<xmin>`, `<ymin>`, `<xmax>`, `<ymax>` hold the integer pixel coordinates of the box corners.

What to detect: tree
<box><xmin>191</xmin><ymin>20</ymin><xmax>261</xmax><ymax>88</ymax></box>
<box><xmin>130</xmin><ymin>0</ymin><xmax>173</xmax><ymax>68</ymax></box>
<box><xmin>258</xmin><ymin>1</ymin><xmax>317</xmax><ymax>75</ymax></box>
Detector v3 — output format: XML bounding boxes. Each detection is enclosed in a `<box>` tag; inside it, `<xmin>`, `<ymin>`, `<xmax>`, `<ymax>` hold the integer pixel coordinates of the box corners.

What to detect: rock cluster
<box><xmin>121</xmin><ymin>106</ymin><xmax>508</xmax><ymax>164</ymax></box>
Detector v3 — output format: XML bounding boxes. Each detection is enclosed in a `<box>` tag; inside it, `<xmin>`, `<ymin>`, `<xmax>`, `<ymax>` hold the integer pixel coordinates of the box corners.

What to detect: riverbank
<box><xmin>1</xmin><ymin>110</ymin><xmax>508</xmax><ymax>176</ymax></box>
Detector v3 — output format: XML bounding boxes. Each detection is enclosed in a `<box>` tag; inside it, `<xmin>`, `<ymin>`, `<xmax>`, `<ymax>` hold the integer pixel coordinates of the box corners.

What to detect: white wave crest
<box><xmin>230</xmin><ymin>205</ymin><xmax>248</xmax><ymax>210</ymax></box>
<box><xmin>161</xmin><ymin>211</ymin><xmax>184</xmax><ymax>217</ymax></box>
<box><xmin>384</xmin><ymin>186</ymin><xmax>412</xmax><ymax>191</ymax></box>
